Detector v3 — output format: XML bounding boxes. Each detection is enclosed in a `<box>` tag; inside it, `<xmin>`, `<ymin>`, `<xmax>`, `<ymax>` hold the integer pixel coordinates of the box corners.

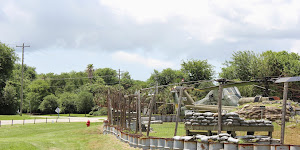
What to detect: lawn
<box><xmin>40</xmin><ymin>114</ymin><xmax>106</xmax><ymax>118</ymax></box>
<box><xmin>0</xmin><ymin>114</ymin><xmax>45</xmax><ymax>120</ymax></box>
<box><xmin>143</xmin><ymin>122</ymin><xmax>186</xmax><ymax>138</ymax></box>
<box><xmin>0</xmin><ymin>122</ymin><xmax>136</xmax><ymax>150</ymax></box>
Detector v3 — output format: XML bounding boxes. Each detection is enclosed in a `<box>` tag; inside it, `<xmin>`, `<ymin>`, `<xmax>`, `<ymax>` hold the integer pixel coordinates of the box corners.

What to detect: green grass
<box><xmin>0</xmin><ymin>122</ymin><xmax>135</xmax><ymax>150</ymax></box>
<box><xmin>143</xmin><ymin>122</ymin><xmax>186</xmax><ymax>138</ymax></box>
<box><xmin>0</xmin><ymin>114</ymin><xmax>45</xmax><ymax>120</ymax></box>
<box><xmin>41</xmin><ymin>114</ymin><xmax>107</xmax><ymax>118</ymax></box>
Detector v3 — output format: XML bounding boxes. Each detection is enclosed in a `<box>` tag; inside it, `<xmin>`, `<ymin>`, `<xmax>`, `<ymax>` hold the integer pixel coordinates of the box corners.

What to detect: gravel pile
<box><xmin>185</xmin><ymin>112</ymin><xmax>273</xmax><ymax>127</ymax></box>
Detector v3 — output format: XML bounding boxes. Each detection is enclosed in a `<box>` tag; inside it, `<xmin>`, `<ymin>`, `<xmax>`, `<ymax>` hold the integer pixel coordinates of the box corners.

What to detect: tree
<box><xmin>25</xmin><ymin>80</ymin><xmax>50</xmax><ymax>112</ymax></box>
<box><xmin>220</xmin><ymin>50</ymin><xmax>300</xmax><ymax>99</ymax></box>
<box><xmin>58</xmin><ymin>92</ymin><xmax>77</xmax><ymax>116</ymax></box>
<box><xmin>86</xmin><ymin>64</ymin><xmax>94</xmax><ymax>84</ymax></box>
<box><xmin>39</xmin><ymin>94</ymin><xmax>59</xmax><ymax>114</ymax></box>
<box><xmin>77</xmin><ymin>91</ymin><xmax>94</xmax><ymax>116</ymax></box>
<box><xmin>181</xmin><ymin>59</ymin><xmax>214</xmax><ymax>81</ymax></box>
<box><xmin>94</xmin><ymin>68</ymin><xmax>118</xmax><ymax>85</ymax></box>
<box><xmin>0</xmin><ymin>82</ymin><xmax>18</xmax><ymax>114</ymax></box>
<box><xmin>0</xmin><ymin>43</ymin><xmax>18</xmax><ymax>113</ymax></box>
<box><xmin>220</xmin><ymin>51</ymin><xmax>259</xmax><ymax>80</ymax></box>
<box><xmin>0</xmin><ymin>42</ymin><xmax>18</xmax><ymax>89</ymax></box>
<box><xmin>148</xmin><ymin>68</ymin><xmax>185</xmax><ymax>86</ymax></box>
<box><xmin>121</xmin><ymin>71</ymin><xmax>133</xmax><ymax>89</ymax></box>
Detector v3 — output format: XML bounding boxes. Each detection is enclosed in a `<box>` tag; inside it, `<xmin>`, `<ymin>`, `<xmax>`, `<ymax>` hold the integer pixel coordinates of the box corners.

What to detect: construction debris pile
<box><xmin>185</xmin><ymin>112</ymin><xmax>273</xmax><ymax>127</ymax></box>
<box><xmin>236</xmin><ymin>102</ymin><xmax>295</xmax><ymax>121</ymax></box>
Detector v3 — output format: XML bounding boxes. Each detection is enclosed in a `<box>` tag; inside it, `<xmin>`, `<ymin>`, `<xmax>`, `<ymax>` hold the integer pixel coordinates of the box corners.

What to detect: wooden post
<box><xmin>138</xmin><ymin>90</ymin><xmax>142</xmax><ymax>134</ymax></box>
<box><xmin>135</xmin><ymin>95</ymin><xmax>139</xmax><ymax>133</ymax></box>
<box><xmin>174</xmin><ymin>87</ymin><xmax>183</xmax><ymax>136</ymax></box>
<box><xmin>218</xmin><ymin>83</ymin><xmax>223</xmax><ymax>134</ymax></box>
<box><xmin>128</xmin><ymin>97</ymin><xmax>132</xmax><ymax>129</ymax></box>
<box><xmin>281</xmin><ymin>82</ymin><xmax>288</xmax><ymax>144</ymax></box>
<box><xmin>147</xmin><ymin>91</ymin><xmax>156</xmax><ymax>136</ymax></box>
<box><xmin>108</xmin><ymin>89</ymin><xmax>113</xmax><ymax>125</ymax></box>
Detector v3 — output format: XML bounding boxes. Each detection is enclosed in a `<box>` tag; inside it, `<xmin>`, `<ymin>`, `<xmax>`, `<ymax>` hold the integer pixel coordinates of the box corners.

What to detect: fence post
<box><xmin>147</xmin><ymin>90</ymin><xmax>156</xmax><ymax>136</ymax></box>
<box><xmin>46</xmin><ymin>117</ymin><xmax>47</xmax><ymax>124</ymax></box>
<box><xmin>138</xmin><ymin>90</ymin><xmax>142</xmax><ymax>134</ymax></box>
<box><xmin>69</xmin><ymin>118</ymin><xmax>70</xmax><ymax>123</ymax></box>
<box><xmin>12</xmin><ymin>119</ymin><xmax>13</xmax><ymax>126</ymax></box>
<box><xmin>23</xmin><ymin>119</ymin><xmax>25</xmax><ymax>125</ymax></box>
<box><xmin>0</xmin><ymin>120</ymin><xmax>1</xmax><ymax>127</ymax></box>
<box><xmin>34</xmin><ymin>118</ymin><xmax>36</xmax><ymax>124</ymax></box>
<box><xmin>174</xmin><ymin>87</ymin><xmax>183</xmax><ymax>136</ymax></box>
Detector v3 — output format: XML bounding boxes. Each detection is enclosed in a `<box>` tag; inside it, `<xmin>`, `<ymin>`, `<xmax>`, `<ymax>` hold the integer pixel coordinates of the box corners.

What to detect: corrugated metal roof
<box><xmin>275</xmin><ymin>76</ymin><xmax>300</xmax><ymax>83</ymax></box>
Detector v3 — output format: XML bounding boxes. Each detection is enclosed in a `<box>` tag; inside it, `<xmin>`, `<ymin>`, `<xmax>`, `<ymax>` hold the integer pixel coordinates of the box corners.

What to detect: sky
<box><xmin>1</xmin><ymin>0</ymin><xmax>300</xmax><ymax>81</ymax></box>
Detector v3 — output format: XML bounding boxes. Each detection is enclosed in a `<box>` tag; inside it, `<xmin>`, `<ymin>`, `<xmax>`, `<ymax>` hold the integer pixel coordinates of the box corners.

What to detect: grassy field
<box><xmin>143</xmin><ymin>122</ymin><xmax>186</xmax><ymax>138</ymax></box>
<box><xmin>0</xmin><ymin>114</ymin><xmax>107</xmax><ymax>120</ymax></box>
<box><xmin>41</xmin><ymin>114</ymin><xmax>106</xmax><ymax>118</ymax></box>
<box><xmin>0</xmin><ymin>114</ymin><xmax>45</xmax><ymax>120</ymax></box>
<box><xmin>0</xmin><ymin>122</ymin><xmax>136</xmax><ymax>150</ymax></box>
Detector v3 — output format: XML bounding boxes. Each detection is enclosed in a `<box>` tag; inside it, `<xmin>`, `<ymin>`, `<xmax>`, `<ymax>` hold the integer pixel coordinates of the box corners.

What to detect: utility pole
<box><xmin>16</xmin><ymin>43</ymin><xmax>30</xmax><ymax>116</ymax></box>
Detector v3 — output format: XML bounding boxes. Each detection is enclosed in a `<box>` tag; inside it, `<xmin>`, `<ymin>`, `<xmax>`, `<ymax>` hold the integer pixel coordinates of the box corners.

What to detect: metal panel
<box><xmin>275</xmin><ymin>76</ymin><xmax>300</xmax><ymax>83</ymax></box>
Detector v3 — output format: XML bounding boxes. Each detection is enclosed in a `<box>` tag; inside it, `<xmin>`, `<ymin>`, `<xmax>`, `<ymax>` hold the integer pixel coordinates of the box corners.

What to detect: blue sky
<box><xmin>1</xmin><ymin>0</ymin><xmax>300</xmax><ymax>81</ymax></box>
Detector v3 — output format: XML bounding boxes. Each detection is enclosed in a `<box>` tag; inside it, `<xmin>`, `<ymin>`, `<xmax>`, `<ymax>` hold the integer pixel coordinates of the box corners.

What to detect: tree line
<box><xmin>1</xmin><ymin>42</ymin><xmax>300</xmax><ymax>115</ymax></box>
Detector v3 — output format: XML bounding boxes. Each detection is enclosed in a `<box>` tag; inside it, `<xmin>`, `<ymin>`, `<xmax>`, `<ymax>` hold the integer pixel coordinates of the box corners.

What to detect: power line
<box><xmin>35</xmin><ymin>74</ymin><xmax>118</xmax><ymax>81</ymax></box>
<box><xmin>141</xmin><ymin>79</ymin><xmax>214</xmax><ymax>91</ymax></box>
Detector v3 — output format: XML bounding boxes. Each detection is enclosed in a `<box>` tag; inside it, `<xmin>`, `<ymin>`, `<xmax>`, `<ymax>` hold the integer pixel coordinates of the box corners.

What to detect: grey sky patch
<box><xmin>1</xmin><ymin>0</ymin><xmax>300</xmax><ymax>81</ymax></box>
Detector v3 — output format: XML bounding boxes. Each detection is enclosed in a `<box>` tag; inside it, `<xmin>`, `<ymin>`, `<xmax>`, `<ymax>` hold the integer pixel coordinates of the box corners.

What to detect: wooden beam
<box><xmin>138</xmin><ymin>90</ymin><xmax>142</xmax><ymax>134</ymax></box>
<box><xmin>174</xmin><ymin>87</ymin><xmax>183</xmax><ymax>136</ymax></box>
<box><xmin>147</xmin><ymin>91</ymin><xmax>156</xmax><ymax>136</ymax></box>
<box><xmin>218</xmin><ymin>83</ymin><xmax>223</xmax><ymax>134</ymax></box>
<box><xmin>280</xmin><ymin>82</ymin><xmax>288</xmax><ymax>144</ymax></box>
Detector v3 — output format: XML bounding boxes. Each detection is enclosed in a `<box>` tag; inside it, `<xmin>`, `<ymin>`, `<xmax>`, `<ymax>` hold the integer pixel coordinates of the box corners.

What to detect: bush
<box><xmin>90</xmin><ymin>107</ymin><xmax>107</xmax><ymax>116</ymax></box>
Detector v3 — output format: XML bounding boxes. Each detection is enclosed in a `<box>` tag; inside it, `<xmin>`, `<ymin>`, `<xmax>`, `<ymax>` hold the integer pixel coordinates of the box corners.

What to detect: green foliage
<box><xmin>0</xmin><ymin>82</ymin><xmax>18</xmax><ymax>114</ymax></box>
<box><xmin>25</xmin><ymin>80</ymin><xmax>50</xmax><ymax>113</ymax></box>
<box><xmin>220</xmin><ymin>50</ymin><xmax>300</xmax><ymax>99</ymax></box>
<box><xmin>77</xmin><ymin>91</ymin><xmax>95</xmax><ymax>116</ymax></box>
<box><xmin>39</xmin><ymin>94</ymin><xmax>58</xmax><ymax>114</ymax></box>
<box><xmin>181</xmin><ymin>59</ymin><xmax>214</xmax><ymax>81</ymax></box>
<box><xmin>89</xmin><ymin>107</ymin><xmax>107</xmax><ymax>116</ymax></box>
<box><xmin>58</xmin><ymin>92</ymin><xmax>77</xmax><ymax>116</ymax></box>
<box><xmin>220</xmin><ymin>51</ymin><xmax>258</xmax><ymax>81</ymax></box>
<box><xmin>0</xmin><ymin>42</ymin><xmax>18</xmax><ymax>88</ymax></box>
<box><xmin>94</xmin><ymin>68</ymin><xmax>118</xmax><ymax>84</ymax></box>
<box><xmin>121</xmin><ymin>71</ymin><xmax>133</xmax><ymax>89</ymax></box>
<box><xmin>148</xmin><ymin>68</ymin><xmax>185</xmax><ymax>86</ymax></box>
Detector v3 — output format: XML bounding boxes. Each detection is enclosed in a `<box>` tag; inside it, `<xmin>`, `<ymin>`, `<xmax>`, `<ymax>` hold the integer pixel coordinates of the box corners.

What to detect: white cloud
<box><xmin>291</xmin><ymin>40</ymin><xmax>300</xmax><ymax>54</ymax></box>
<box><xmin>112</xmin><ymin>51</ymin><xmax>175</xmax><ymax>69</ymax></box>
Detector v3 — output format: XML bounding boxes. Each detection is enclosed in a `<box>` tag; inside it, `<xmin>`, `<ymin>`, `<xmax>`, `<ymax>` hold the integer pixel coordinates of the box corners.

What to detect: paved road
<box><xmin>0</xmin><ymin>116</ymin><xmax>107</xmax><ymax>126</ymax></box>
